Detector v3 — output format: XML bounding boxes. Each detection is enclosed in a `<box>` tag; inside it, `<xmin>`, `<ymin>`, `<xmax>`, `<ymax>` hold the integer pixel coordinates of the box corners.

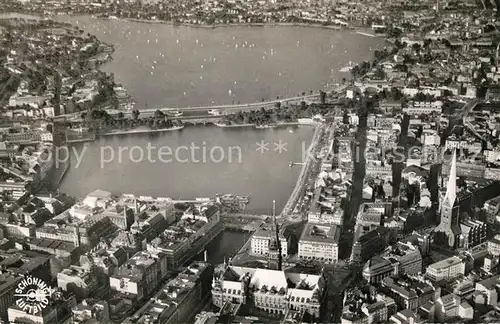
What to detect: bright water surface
<box><xmin>55</xmin><ymin>16</ymin><xmax>383</xmax><ymax>214</ymax></box>
<box><xmin>59</xmin><ymin>15</ymin><xmax>384</xmax><ymax>108</ymax></box>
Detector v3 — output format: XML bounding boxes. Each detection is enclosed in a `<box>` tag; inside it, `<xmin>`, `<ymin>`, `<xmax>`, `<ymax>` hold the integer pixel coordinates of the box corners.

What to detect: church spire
<box><xmin>444</xmin><ymin>150</ymin><xmax>457</xmax><ymax>206</ymax></box>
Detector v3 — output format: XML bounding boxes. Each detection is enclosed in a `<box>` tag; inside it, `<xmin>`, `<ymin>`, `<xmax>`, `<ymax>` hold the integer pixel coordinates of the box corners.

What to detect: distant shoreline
<box><xmin>103</xmin><ymin>16</ymin><xmax>347</xmax><ymax>31</ymax></box>
<box><xmin>102</xmin><ymin>16</ymin><xmax>385</xmax><ymax>38</ymax></box>
<box><xmin>2</xmin><ymin>12</ymin><xmax>377</xmax><ymax>35</ymax></box>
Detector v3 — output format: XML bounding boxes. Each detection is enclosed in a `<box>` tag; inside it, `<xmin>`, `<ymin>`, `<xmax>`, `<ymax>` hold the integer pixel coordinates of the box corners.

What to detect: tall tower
<box><xmin>267</xmin><ymin>200</ymin><xmax>282</xmax><ymax>270</ymax></box>
<box><xmin>273</xmin><ymin>200</ymin><xmax>282</xmax><ymax>271</ymax></box>
<box><xmin>496</xmin><ymin>43</ymin><xmax>500</xmax><ymax>66</ymax></box>
<box><xmin>437</xmin><ymin>150</ymin><xmax>460</xmax><ymax>248</ymax></box>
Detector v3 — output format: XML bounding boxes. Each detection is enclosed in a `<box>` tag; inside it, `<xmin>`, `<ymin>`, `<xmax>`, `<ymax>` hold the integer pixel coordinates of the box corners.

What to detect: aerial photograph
<box><xmin>0</xmin><ymin>0</ymin><xmax>500</xmax><ymax>323</ymax></box>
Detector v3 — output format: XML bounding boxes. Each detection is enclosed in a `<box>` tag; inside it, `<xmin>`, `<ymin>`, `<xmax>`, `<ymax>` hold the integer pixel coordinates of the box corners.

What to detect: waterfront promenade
<box><xmin>280</xmin><ymin>123</ymin><xmax>326</xmax><ymax>219</ymax></box>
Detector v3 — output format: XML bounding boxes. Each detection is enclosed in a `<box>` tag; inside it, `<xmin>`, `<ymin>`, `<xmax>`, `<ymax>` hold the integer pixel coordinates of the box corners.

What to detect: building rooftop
<box><xmin>115</xmin><ymin>250</ymin><xmax>165</xmax><ymax>282</ymax></box>
<box><xmin>85</xmin><ymin>189</ymin><xmax>112</xmax><ymax>199</ymax></box>
<box><xmin>28</xmin><ymin>237</ymin><xmax>76</xmax><ymax>252</ymax></box>
<box><xmin>382</xmin><ymin>277</ymin><xmax>434</xmax><ymax>299</ymax></box>
<box><xmin>299</xmin><ymin>222</ymin><xmax>340</xmax><ymax>244</ymax></box>
<box><xmin>216</xmin><ymin>265</ymin><xmax>324</xmax><ymax>303</ymax></box>
<box><xmin>252</xmin><ymin>228</ymin><xmax>285</xmax><ymax>240</ymax></box>
<box><xmin>428</xmin><ymin>256</ymin><xmax>463</xmax><ymax>271</ymax></box>
<box><xmin>363</xmin><ymin>256</ymin><xmax>392</xmax><ymax>277</ymax></box>
<box><xmin>136</xmin><ymin>262</ymin><xmax>210</xmax><ymax>322</ymax></box>
<box><xmin>157</xmin><ymin>204</ymin><xmax>219</xmax><ymax>251</ymax></box>
<box><xmin>476</xmin><ymin>275</ymin><xmax>500</xmax><ymax>290</ymax></box>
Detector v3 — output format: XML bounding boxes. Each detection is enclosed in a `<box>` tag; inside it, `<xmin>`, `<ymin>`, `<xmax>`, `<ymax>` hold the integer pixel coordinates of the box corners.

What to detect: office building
<box><xmin>79</xmin><ymin>246</ymin><xmax>128</xmax><ymax>276</ymax></box>
<box><xmin>363</xmin><ymin>256</ymin><xmax>394</xmax><ymax>284</ymax></box>
<box><xmin>8</xmin><ymin>304</ymin><xmax>57</xmax><ymax>324</ymax></box>
<box><xmin>487</xmin><ymin>234</ymin><xmax>500</xmax><ymax>256</ymax></box>
<box><xmin>426</xmin><ymin>256</ymin><xmax>465</xmax><ymax>282</ymax></box>
<box><xmin>156</xmin><ymin>205</ymin><xmax>221</xmax><ymax>269</ymax></box>
<box><xmin>109</xmin><ymin>249</ymin><xmax>168</xmax><ymax>300</ymax></box>
<box><xmin>129</xmin><ymin>262</ymin><xmax>213</xmax><ymax>324</ymax></box>
<box><xmin>381</xmin><ymin>277</ymin><xmax>439</xmax><ymax>311</ymax></box>
<box><xmin>57</xmin><ymin>265</ymin><xmax>100</xmax><ymax>301</ymax></box>
<box><xmin>389</xmin><ymin>309</ymin><xmax>424</xmax><ymax>324</ymax></box>
<box><xmin>459</xmin><ymin>219</ymin><xmax>487</xmax><ymax>249</ymax></box>
<box><xmin>0</xmin><ymin>250</ymin><xmax>52</xmax><ymax>320</ymax></box>
<box><xmin>363</xmin><ymin>241</ymin><xmax>422</xmax><ymax>283</ymax></box>
<box><xmin>474</xmin><ymin>275</ymin><xmax>500</xmax><ymax>306</ymax></box>
<box><xmin>351</xmin><ymin>228</ymin><xmax>393</xmax><ymax>263</ymax></box>
<box><xmin>298</xmin><ymin>223</ymin><xmax>340</xmax><ymax>263</ymax></box>
<box><xmin>250</xmin><ymin>228</ymin><xmax>287</xmax><ymax>257</ymax></box>
<box><xmin>435</xmin><ymin>294</ymin><xmax>473</xmax><ymax>322</ymax></box>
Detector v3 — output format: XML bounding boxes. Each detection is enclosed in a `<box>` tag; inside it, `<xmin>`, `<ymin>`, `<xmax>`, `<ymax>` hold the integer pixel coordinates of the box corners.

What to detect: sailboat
<box><xmin>339</xmin><ymin>61</ymin><xmax>354</xmax><ymax>72</ymax></box>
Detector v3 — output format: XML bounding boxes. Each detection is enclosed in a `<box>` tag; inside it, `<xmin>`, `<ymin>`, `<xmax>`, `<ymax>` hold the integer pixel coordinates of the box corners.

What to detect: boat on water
<box><xmin>214</xmin><ymin>122</ymin><xmax>253</xmax><ymax>128</ymax></box>
<box><xmin>208</xmin><ymin>109</ymin><xmax>220</xmax><ymax>116</ymax></box>
<box><xmin>165</xmin><ymin>110</ymin><xmax>183</xmax><ymax>117</ymax></box>
<box><xmin>119</xmin><ymin>101</ymin><xmax>135</xmax><ymax>110</ymax></box>
<box><xmin>339</xmin><ymin>61</ymin><xmax>355</xmax><ymax>72</ymax></box>
<box><xmin>216</xmin><ymin>193</ymin><xmax>251</xmax><ymax>212</ymax></box>
<box><xmin>255</xmin><ymin>124</ymin><xmax>277</xmax><ymax>129</ymax></box>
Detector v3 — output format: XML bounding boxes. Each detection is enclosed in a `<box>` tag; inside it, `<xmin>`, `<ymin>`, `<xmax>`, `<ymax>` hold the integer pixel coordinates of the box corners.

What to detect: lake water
<box><xmin>58</xmin><ymin>15</ymin><xmax>384</xmax><ymax>108</ymax></box>
<box><xmin>60</xmin><ymin>125</ymin><xmax>314</xmax><ymax>214</ymax></box>
<box><xmin>56</xmin><ymin>16</ymin><xmax>383</xmax><ymax>214</ymax></box>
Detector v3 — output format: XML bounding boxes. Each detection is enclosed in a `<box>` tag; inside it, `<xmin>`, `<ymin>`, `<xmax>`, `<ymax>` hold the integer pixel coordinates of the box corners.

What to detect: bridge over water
<box><xmin>54</xmin><ymin>84</ymin><xmax>347</xmax><ymax>121</ymax></box>
<box><xmin>132</xmin><ymin>93</ymin><xmax>319</xmax><ymax>114</ymax></box>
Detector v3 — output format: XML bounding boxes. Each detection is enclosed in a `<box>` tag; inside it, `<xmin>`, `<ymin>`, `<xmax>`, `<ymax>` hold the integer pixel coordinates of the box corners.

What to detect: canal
<box><xmin>199</xmin><ymin>229</ymin><xmax>252</xmax><ymax>265</ymax></box>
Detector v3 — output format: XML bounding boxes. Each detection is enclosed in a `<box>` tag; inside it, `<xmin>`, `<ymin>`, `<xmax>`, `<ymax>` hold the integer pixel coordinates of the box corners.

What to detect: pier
<box><xmin>289</xmin><ymin>161</ymin><xmax>305</xmax><ymax>168</ymax></box>
<box><xmin>224</xmin><ymin>213</ymin><xmax>270</xmax><ymax>219</ymax></box>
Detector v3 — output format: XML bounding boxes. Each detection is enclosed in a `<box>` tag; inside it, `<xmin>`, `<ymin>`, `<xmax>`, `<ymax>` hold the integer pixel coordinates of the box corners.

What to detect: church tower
<box><xmin>437</xmin><ymin>150</ymin><xmax>460</xmax><ymax>248</ymax></box>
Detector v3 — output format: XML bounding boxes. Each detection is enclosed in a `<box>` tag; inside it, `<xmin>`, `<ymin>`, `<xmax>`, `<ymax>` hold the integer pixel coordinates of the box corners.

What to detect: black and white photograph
<box><xmin>0</xmin><ymin>0</ymin><xmax>498</xmax><ymax>323</ymax></box>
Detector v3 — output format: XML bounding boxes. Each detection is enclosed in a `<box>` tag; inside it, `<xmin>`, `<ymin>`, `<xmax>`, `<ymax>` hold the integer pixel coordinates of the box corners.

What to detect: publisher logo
<box><xmin>14</xmin><ymin>277</ymin><xmax>51</xmax><ymax>315</ymax></box>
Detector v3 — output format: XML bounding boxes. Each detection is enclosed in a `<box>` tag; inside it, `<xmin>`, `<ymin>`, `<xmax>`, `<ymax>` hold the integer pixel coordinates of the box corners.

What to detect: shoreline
<box><xmin>355</xmin><ymin>31</ymin><xmax>377</xmax><ymax>37</ymax></box>
<box><xmin>101</xmin><ymin>16</ymin><xmax>346</xmax><ymax>31</ymax></box>
<box><xmin>46</xmin><ymin>13</ymin><xmax>382</xmax><ymax>114</ymax></box>
<box><xmin>101</xmin><ymin>16</ymin><xmax>387</xmax><ymax>38</ymax></box>
<box><xmin>97</xmin><ymin>125</ymin><xmax>184</xmax><ymax>136</ymax></box>
<box><xmin>280</xmin><ymin>124</ymin><xmax>323</xmax><ymax>217</ymax></box>
<box><xmin>214</xmin><ymin>121</ymin><xmax>313</xmax><ymax>129</ymax></box>
<box><xmin>4</xmin><ymin>11</ymin><xmax>379</xmax><ymax>36</ymax></box>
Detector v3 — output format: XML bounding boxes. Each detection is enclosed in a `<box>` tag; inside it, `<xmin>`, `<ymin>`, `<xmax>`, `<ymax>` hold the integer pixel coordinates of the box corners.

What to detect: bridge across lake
<box><xmin>55</xmin><ymin>85</ymin><xmax>347</xmax><ymax>121</ymax></box>
<box><xmin>110</xmin><ymin>93</ymin><xmax>321</xmax><ymax>118</ymax></box>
